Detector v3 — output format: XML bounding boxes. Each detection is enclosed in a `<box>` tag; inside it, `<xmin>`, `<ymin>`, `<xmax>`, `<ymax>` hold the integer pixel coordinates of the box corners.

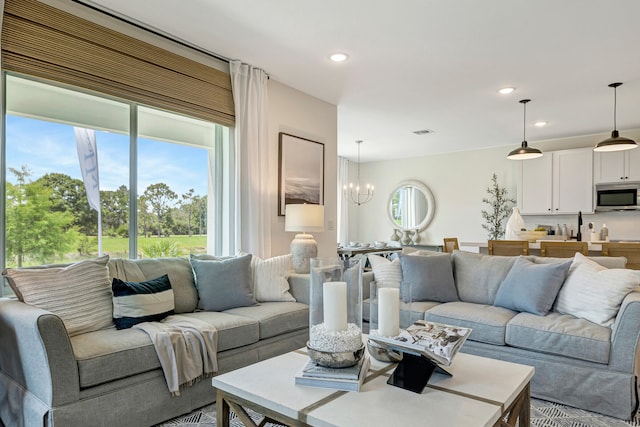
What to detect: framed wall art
<box><xmin>278</xmin><ymin>132</ymin><xmax>325</xmax><ymax>216</ymax></box>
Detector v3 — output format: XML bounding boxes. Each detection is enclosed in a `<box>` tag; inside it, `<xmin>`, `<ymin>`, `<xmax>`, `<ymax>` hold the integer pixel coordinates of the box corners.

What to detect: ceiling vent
<box><xmin>413</xmin><ymin>129</ymin><xmax>434</xmax><ymax>135</ymax></box>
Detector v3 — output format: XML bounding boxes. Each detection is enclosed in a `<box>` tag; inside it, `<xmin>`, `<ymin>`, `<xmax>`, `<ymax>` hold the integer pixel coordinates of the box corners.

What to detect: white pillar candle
<box><xmin>378</xmin><ymin>287</ymin><xmax>400</xmax><ymax>337</ymax></box>
<box><xmin>323</xmin><ymin>281</ymin><xmax>348</xmax><ymax>332</ymax></box>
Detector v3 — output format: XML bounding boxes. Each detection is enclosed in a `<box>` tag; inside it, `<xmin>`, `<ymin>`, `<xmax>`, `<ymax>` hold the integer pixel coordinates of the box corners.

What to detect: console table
<box><xmin>404</xmin><ymin>244</ymin><xmax>444</xmax><ymax>252</ymax></box>
<box><xmin>337</xmin><ymin>246</ymin><xmax>401</xmax><ymax>259</ymax></box>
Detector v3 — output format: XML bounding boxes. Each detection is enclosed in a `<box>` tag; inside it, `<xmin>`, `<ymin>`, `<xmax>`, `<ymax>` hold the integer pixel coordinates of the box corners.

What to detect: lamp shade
<box><xmin>285</xmin><ymin>204</ymin><xmax>324</xmax><ymax>233</ymax></box>
<box><xmin>507</xmin><ymin>141</ymin><xmax>543</xmax><ymax>160</ymax></box>
<box><xmin>594</xmin><ymin>131</ymin><xmax>637</xmax><ymax>152</ymax></box>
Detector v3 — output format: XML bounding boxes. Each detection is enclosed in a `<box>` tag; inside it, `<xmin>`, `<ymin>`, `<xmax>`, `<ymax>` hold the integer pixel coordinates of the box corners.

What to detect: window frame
<box><xmin>1</xmin><ymin>72</ymin><xmax>229</xmax><ymax>282</ymax></box>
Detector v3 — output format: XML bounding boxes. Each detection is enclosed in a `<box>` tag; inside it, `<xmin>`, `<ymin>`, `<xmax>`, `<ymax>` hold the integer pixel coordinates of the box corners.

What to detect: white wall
<box><xmin>267</xmin><ymin>80</ymin><xmax>338</xmax><ymax>257</ymax></box>
<box><xmin>354</xmin><ymin>129</ymin><xmax>640</xmax><ymax>246</ymax></box>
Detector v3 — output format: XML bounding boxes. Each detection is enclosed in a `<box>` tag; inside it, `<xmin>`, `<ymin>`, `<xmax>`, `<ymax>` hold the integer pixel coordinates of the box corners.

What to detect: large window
<box><xmin>2</xmin><ymin>74</ymin><xmax>227</xmax><ymax>295</ymax></box>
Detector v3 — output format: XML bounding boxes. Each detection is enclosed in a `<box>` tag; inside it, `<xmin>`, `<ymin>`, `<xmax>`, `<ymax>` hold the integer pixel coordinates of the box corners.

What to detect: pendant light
<box><xmin>594</xmin><ymin>82</ymin><xmax>637</xmax><ymax>152</ymax></box>
<box><xmin>344</xmin><ymin>140</ymin><xmax>374</xmax><ymax>205</ymax></box>
<box><xmin>507</xmin><ymin>99</ymin><xmax>542</xmax><ymax>160</ymax></box>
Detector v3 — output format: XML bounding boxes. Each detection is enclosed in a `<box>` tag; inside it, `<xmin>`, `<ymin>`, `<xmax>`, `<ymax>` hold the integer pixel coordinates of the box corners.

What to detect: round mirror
<box><xmin>387</xmin><ymin>180</ymin><xmax>435</xmax><ymax>232</ymax></box>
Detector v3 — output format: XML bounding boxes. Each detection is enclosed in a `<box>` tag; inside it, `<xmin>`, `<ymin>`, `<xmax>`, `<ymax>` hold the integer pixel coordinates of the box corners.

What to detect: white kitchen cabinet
<box><xmin>594</xmin><ymin>149</ymin><xmax>640</xmax><ymax>183</ymax></box>
<box><xmin>518</xmin><ymin>148</ymin><xmax>593</xmax><ymax>215</ymax></box>
<box><xmin>518</xmin><ymin>154</ymin><xmax>552</xmax><ymax>215</ymax></box>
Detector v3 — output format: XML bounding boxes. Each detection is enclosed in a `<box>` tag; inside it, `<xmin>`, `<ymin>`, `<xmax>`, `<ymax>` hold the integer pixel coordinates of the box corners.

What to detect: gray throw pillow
<box><xmin>494</xmin><ymin>256</ymin><xmax>572</xmax><ymax>315</ymax></box>
<box><xmin>452</xmin><ymin>251</ymin><xmax>520</xmax><ymax>304</ymax></box>
<box><xmin>398</xmin><ymin>253</ymin><xmax>458</xmax><ymax>303</ymax></box>
<box><xmin>190</xmin><ymin>253</ymin><xmax>256</xmax><ymax>311</ymax></box>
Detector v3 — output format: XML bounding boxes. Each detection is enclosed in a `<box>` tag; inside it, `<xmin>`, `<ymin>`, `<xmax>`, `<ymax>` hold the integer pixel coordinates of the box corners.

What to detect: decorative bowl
<box><xmin>366</xmin><ymin>339</ymin><xmax>403</xmax><ymax>363</ymax></box>
<box><xmin>306</xmin><ymin>342</ymin><xmax>365</xmax><ymax>368</ymax></box>
<box><xmin>360</xmin><ymin>243</ymin><xmax>370</xmax><ymax>248</ymax></box>
<box><xmin>517</xmin><ymin>230</ymin><xmax>548</xmax><ymax>242</ymax></box>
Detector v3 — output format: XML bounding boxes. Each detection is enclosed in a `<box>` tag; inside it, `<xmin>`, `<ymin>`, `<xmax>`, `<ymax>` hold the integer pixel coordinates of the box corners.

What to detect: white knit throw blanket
<box><xmin>134</xmin><ymin>315</ymin><xmax>218</xmax><ymax>396</ymax></box>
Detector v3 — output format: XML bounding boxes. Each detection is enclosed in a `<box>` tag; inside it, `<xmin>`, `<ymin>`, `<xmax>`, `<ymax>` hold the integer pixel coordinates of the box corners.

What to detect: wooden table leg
<box><xmin>518</xmin><ymin>383</ymin><xmax>530</xmax><ymax>427</ymax></box>
<box><xmin>495</xmin><ymin>382</ymin><xmax>530</xmax><ymax>427</ymax></box>
<box><xmin>217</xmin><ymin>391</ymin><xmax>231</xmax><ymax>427</ymax></box>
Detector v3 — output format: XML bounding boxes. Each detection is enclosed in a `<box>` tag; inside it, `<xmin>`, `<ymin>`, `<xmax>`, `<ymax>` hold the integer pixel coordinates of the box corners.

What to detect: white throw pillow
<box><xmin>2</xmin><ymin>255</ymin><xmax>114</xmax><ymax>336</ymax></box>
<box><xmin>252</xmin><ymin>254</ymin><xmax>295</xmax><ymax>302</ymax></box>
<box><xmin>554</xmin><ymin>253</ymin><xmax>640</xmax><ymax>326</ymax></box>
<box><xmin>368</xmin><ymin>254</ymin><xmax>402</xmax><ymax>288</ymax></box>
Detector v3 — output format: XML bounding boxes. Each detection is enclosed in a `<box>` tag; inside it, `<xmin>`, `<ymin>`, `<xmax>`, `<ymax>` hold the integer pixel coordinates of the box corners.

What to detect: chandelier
<box><xmin>345</xmin><ymin>140</ymin><xmax>374</xmax><ymax>205</ymax></box>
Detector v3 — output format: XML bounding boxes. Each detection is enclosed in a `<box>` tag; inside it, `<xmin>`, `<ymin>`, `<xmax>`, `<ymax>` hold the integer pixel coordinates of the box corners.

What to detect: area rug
<box><xmin>156</xmin><ymin>399</ymin><xmax>640</xmax><ymax>427</ymax></box>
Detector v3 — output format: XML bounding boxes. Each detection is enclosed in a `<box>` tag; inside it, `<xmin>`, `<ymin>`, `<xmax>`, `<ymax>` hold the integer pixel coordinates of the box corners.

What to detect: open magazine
<box><xmin>369</xmin><ymin>320</ymin><xmax>471</xmax><ymax>366</ymax></box>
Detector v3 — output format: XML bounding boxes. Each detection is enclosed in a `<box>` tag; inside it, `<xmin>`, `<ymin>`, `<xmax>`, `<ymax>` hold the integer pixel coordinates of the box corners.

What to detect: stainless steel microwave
<box><xmin>595</xmin><ymin>182</ymin><xmax>640</xmax><ymax>211</ymax></box>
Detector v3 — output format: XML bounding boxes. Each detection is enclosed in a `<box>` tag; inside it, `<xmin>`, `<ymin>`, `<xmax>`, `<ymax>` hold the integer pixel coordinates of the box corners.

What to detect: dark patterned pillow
<box><xmin>112</xmin><ymin>274</ymin><xmax>175</xmax><ymax>329</ymax></box>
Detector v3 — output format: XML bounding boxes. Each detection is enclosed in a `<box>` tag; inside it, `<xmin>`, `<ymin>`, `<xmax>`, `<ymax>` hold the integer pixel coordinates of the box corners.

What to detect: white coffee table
<box><xmin>212</xmin><ymin>346</ymin><xmax>534</xmax><ymax>427</ymax></box>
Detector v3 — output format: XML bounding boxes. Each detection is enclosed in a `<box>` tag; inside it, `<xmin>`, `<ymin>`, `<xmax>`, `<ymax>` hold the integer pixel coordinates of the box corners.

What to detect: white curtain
<box><xmin>0</xmin><ymin>0</ymin><xmax>5</xmax><ymax>298</ymax></box>
<box><xmin>230</xmin><ymin>60</ymin><xmax>270</xmax><ymax>258</ymax></box>
<box><xmin>337</xmin><ymin>156</ymin><xmax>350</xmax><ymax>246</ymax></box>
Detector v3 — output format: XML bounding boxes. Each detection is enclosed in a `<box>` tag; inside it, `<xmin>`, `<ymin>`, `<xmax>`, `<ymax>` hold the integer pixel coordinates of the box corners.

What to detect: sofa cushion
<box><xmin>368</xmin><ymin>254</ymin><xmax>402</xmax><ymax>288</ymax></box>
<box><xmin>112</xmin><ymin>274</ymin><xmax>175</xmax><ymax>329</ymax></box>
<box><xmin>224</xmin><ymin>301</ymin><xmax>309</xmax><ymax>339</ymax></box>
<box><xmin>191</xmin><ymin>254</ymin><xmax>257</xmax><ymax>311</ymax></box>
<box><xmin>251</xmin><ymin>254</ymin><xmax>296</xmax><ymax>302</ymax></box>
<box><xmin>494</xmin><ymin>257</ymin><xmax>572</xmax><ymax>315</ymax></box>
<box><xmin>506</xmin><ymin>312</ymin><xmax>611</xmax><ymax>364</ymax></box>
<box><xmin>533</xmin><ymin>255</ymin><xmax>627</xmax><ymax>269</ymax></box>
<box><xmin>399</xmin><ymin>253</ymin><xmax>458</xmax><ymax>303</ymax></box>
<box><xmin>365</xmin><ymin>298</ymin><xmax>438</xmax><ymax>327</ymax></box>
<box><xmin>72</xmin><ymin>311</ymin><xmax>260</xmax><ymax>388</ymax></box>
<box><xmin>554</xmin><ymin>253</ymin><xmax>640</xmax><ymax>326</ymax></box>
<box><xmin>425</xmin><ymin>301</ymin><xmax>517</xmax><ymax>345</ymax></box>
<box><xmin>452</xmin><ymin>251</ymin><xmax>517</xmax><ymax>305</ymax></box>
<box><xmin>3</xmin><ymin>256</ymin><xmax>114</xmax><ymax>336</ymax></box>
<box><xmin>132</xmin><ymin>257</ymin><xmax>198</xmax><ymax>313</ymax></box>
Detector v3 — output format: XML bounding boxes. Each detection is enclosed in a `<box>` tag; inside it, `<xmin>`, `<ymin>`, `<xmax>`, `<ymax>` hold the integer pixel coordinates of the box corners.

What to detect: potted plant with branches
<box><xmin>481</xmin><ymin>173</ymin><xmax>515</xmax><ymax>240</ymax></box>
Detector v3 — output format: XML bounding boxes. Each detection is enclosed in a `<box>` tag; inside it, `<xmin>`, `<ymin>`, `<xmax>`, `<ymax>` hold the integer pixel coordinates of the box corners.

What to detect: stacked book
<box><xmin>295</xmin><ymin>355</ymin><xmax>370</xmax><ymax>392</ymax></box>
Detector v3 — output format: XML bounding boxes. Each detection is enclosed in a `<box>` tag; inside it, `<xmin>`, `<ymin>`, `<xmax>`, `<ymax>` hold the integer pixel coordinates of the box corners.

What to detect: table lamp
<box><xmin>285</xmin><ymin>204</ymin><xmax>324</xmax><ymax>273</ymax></box>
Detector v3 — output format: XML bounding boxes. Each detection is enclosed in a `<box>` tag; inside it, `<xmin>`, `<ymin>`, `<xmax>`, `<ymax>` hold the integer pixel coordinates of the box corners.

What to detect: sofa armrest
<box><xmin>0</xmin><ymin>300</ymin><xmax>80</xmax><ymax>406</ymax></box>
<box><xmin>288</xmin><ymin>274</ymin><xmax>310</xmax><ymax>304</ymax></box>
<box><xmin>609</xmin><ymin>290</ymin><xmax>640</xmax><ymax>373</ymax></box>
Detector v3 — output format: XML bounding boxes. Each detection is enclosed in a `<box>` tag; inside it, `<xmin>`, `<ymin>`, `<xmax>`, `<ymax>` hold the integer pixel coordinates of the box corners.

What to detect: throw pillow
<box><xmin>190</xmin><ymin>253</ymin><xmax>256</xmax><ymax>311</ymax></box>
<box><xmin>452</xmin><ymin>251</ymin><xmax>518</xmax><ymax>305</ymax></box>
<box><xmin>112</xmin><ymin>274</ymin><xmax>175</xmax><ymax>329</ymax></box>
<box><xmin>368</xmin><ymin>254</ymin><xmax>402</xmax><ymax>288</ymax></box>
<box><xmin>398</xmin><ymin>253</ymin><xmax>458</xmax><ymax>303</ymax></box>
<box><xmin>494</xmin><ymin>256</ymin><xmax>572</xmax><ymax>315</ymax></box>
<box><xmin>251</xmin><ymin>254</ymin><xmax>295</xmax><ymax>302</ymax></box>
<box><xmin>2</xmin><ymin>255</ymin><xmax>114</xmax><ymax>336</ymax></box>
<box><xmin>554</xmin><ymin>253</ymin><xmax>640</xmax><ymax>326</ymax></box>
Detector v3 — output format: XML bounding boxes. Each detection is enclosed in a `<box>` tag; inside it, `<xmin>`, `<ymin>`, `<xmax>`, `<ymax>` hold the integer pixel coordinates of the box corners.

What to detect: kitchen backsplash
<box><xmin>522</xmin><ymin>210</ymin><xmax>640</xmax><ymax>241</ymax></box>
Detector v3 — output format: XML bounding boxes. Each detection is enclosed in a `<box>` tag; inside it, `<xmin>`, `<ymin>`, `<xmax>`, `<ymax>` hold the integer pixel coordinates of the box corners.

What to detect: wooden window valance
<box><xmin>1</xmin><ymin>0</ymin><xmax>235</xmax><ymax>127</ymax></box>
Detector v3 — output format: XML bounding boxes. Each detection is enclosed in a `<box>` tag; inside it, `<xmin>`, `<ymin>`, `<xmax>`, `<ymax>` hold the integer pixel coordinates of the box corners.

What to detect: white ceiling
<box><xmin>85</xmin><ymin>0</ymin><xmax>640</xmax><ymax>163</ymax></box>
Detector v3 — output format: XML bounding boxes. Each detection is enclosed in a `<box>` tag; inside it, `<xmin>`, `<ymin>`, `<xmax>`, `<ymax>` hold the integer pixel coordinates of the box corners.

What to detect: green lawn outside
<box><xmin>8</xmin><ymin>235</ymin><xmax>209</xmax><ymax>268</ymax></box>
<box><xmin>101</xmin><ymin>235</ymin><xmax>208</xmax><ymax>259</ymax></box>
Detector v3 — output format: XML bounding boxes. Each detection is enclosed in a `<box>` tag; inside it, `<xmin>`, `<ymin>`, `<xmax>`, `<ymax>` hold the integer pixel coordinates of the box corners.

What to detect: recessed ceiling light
<box><xmin>413</xmin><ymin>129</ymin><xmax>434</xmax><ymax>135</ymax></box>
<box><xmin>534</xmin><ymin>121</ymin><xmax>548</xmax><ymax>127</ymax></box>
<box><xmin>498</xmin><ymin>87</ymin><xmax>516</xmax><ymax>95</ymax></box>
<box><xmin>329</xmin><ymin>53</ymin><xmax>349</xmax><ymax>62</ymax></box>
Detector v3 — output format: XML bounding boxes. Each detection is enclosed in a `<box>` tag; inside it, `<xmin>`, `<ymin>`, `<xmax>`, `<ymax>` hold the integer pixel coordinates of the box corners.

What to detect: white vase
<box><xmin>505</xmin><ymin>207</ymin><xmax>525</xmax><ymax>240</ymax></box>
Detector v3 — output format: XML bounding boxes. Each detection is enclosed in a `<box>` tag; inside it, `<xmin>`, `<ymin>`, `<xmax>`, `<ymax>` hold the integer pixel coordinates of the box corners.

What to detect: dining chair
<box><xmin>539</xmin><ymin>241</ymin><xmax>588</xmax><ymax>258</ymax></box>
<box><xmin>601</xmin><ymin>242</ymin><xmax>640</xmax><ymax>270</ymax></box>
<box><xmin>487</xmin><ymin>240</ymin><xmax>529</xmax><ymax>256</ymax></box>
<box><xmin>443</xmin><ymin>237</ymin><xmax>459</xmax><ymax>253</ymax></box>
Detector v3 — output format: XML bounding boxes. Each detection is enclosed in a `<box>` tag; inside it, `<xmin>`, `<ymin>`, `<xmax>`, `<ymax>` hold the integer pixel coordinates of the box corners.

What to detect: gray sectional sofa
<box><xmin>364</xmin><ymin>250</ymin><xmax>640</xmax><ymax>420</ymax></box>
<box><xmin>0</xmin><ymin>256</ymin><xmax>311</xmax><ymax>427</ymax></box>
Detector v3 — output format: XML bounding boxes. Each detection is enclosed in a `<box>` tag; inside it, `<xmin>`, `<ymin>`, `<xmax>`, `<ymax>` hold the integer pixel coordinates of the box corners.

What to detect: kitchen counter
<box><xmin>460</xmin><ymin>240</ymin><xmax>605</xmax><ymax>255</ymax></box>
